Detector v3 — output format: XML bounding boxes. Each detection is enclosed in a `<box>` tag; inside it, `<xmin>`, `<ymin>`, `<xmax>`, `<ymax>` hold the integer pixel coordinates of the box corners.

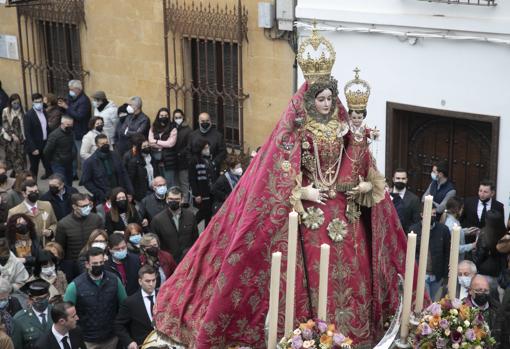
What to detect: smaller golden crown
<box><xmin>297</xmin><ymin>24</ymin><xmax>336</xmax><ymax>84</ymax></box>
<box><xmin>344</xmin><ymin>68</ymin><xmax>371</xmax><ymax>111</ymax></box>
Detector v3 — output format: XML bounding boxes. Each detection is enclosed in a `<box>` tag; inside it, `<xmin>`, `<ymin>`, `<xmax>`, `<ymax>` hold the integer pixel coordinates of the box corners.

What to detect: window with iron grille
<box><xmin>191</xmin><ymin>39</ymin><xmax>240</xmax><ymax>146</ymax></box>
<box><xmin>415</xmin><ymin>0</ymin><xmax>496</xmax><ymax>6</ymax></box>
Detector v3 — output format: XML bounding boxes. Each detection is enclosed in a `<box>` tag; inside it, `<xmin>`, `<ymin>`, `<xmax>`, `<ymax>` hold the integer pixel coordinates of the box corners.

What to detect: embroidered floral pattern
<box><xmin>327</xmin><ymin>218</ymin><xmax>348</xmax><ymax>243</ymax></box>
<box><xmin>301</xmin><ymin>206</ymin><xmax>325</xmax><ymax>230</ymax></box>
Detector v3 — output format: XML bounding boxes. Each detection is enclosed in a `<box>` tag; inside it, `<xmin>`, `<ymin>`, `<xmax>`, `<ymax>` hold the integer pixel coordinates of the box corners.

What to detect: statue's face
<box><xmin>314</xmin><ymin>89</ymin><xmax>333</xmax><ymax>116</ymax></box>
<box><xmin>350</xmin><ymin>111</ymin><xmax>364</xmax><ymax>127</ymax></box>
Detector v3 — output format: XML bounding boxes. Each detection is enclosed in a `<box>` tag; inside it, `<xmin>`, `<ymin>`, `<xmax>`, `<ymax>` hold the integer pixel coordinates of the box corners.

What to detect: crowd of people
<box><xmin>0</xmin><ymin>79</ymin><xmax>250</xmax><ymax>348</ymax></box>
<box><xmin>389</xmin><ymin>161</ymin><xmax>510</xmax><ymax>346</ymax></box>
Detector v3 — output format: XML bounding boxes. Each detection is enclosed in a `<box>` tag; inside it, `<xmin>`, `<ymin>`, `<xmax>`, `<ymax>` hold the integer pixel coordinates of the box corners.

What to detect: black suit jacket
<box><xmin>34</xmin><ymin>327</ymin><xmax>86</xmax><ymax>349</ymax></box>
<box><xmin>24</xmin><ymin>108</ymin><xmax>49</xmax><ymax>153</ymax></box>
<box><xmin>460</xmin><ymin>197</ymin><xmax>505</xmax><ymax>228</ymax></box>
<box><xmin>104</xmin><ymin>252</ymin><xmax>141</xmax><ymax>296</ymax></box>
<box><xmin>392</xmin><ymin>190</ymin><xmax>421</xmax><ymax>233</ymax></box>
<box><xmin>114</xmin><ymin>290</ymin><xmax>154</xmax><ymax>346</ymax></box>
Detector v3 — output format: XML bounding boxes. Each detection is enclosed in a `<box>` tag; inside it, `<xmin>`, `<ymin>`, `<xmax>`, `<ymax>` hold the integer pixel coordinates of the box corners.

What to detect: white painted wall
<box><xmin>296</xmin><ymin>0</ymin><xmax>510</xmax><ymax>217</ymax></box>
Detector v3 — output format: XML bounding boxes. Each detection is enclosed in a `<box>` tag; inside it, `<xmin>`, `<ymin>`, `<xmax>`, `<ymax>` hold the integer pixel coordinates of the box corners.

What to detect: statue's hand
<box><xmin>348</xmin><ymin>175</ymin><xmax>373</xmax><ymax>196</ymax></box>
<box><xmin>301</xmin><ymin>184</ymin><xmax>327</xmax><ymax>205</ymax></box>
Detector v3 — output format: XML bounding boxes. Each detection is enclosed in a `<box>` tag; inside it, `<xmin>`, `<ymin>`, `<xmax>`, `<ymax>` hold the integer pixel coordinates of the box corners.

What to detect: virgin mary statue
<box><xmin>152</xmin><ymin>29</ymin><xmax>409</xmax><ymax>349</ymax></box>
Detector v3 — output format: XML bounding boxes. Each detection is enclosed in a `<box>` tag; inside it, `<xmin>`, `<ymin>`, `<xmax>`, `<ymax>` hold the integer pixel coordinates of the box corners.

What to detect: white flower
<box><xmin>293</xmin><ymin>329</ymin><xmax>302</xmax><ymax>336</ymax></box>
<box><xmin>444</xmin><ymin>329</ymin><xmax>451</xmax><ymax>336</ymax></box>
<box><xmin>475</xmin><ymin>346</ymin><xmax>482</xmax><ymax>349</ymax></box>
<box><xmin>450</xmin><ymin>309</ymin><xmax>459</xmax><ymax>316</ymax></box>
<box><xmin>303</xmin><ymin>340</ymin><xmax>313</xmax><ymax>348</ymax></box>
<box><xmin>464</xmin><ymin>320</ymin><xmax>470</xmax><ymax>327</ymax></box>
<box><xmin>457</xmin><ymin>326</ymin><xmax>463</xmax><ymax>333</ymax></box>
<box><xmin>452</xmin><ymin>344</ymin><xmax>459</xmax><ymax>349</ymax></box>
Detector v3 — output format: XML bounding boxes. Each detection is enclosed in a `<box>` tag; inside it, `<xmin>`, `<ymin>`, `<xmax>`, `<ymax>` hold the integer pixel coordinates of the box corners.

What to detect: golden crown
<box><xmin>297</xmin><ymin>26</ymin><xmax>336</xmax><ymax>83</ymax></box>
<box><xmin>344</xmin><ymin>68</ymin><xmax>371</xmax><ymax>111</ymax></box>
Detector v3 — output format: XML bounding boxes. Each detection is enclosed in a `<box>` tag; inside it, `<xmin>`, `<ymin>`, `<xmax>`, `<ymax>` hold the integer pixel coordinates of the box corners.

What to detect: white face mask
<box><xmin>126</xmin><ymin>105</ymin><xmax>135</xmax><ymax>114</ymax></box>
<box><xmin>175</xmin><ymin>118</ymin><xmax>183</xmax><ymax>125</ymax></box>
<box><xmin>458</xmin><ymin>276</ymin><xmax>472</xmax><ymax>289</ymax></box>
<box><xmin>41</xmin><ymin>265</ymin><xmax>56</xmax><ymax>277</ymax></box>
<box><xmin>91</xmin><ymin>242</ymin><xmax>107</xmax><ymax>250</ymax></box>
<box><xmin>431</xmin><ymin>172</ymin><xmax>438</xmax><ymax>181</ymax></box>
<box><xmin>232</xmin><ymin>167</ymin><xmax>243</xmax><ymax>176</ymax></box>
<box><xmin>92</xmin><ymin>100</ymin><xmax>99</xmax><ymax>109</ymax></box>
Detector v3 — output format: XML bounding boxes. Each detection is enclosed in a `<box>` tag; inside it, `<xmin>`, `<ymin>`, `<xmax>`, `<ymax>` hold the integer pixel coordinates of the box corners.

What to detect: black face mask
<box><xmin>474</xmin><ymin>293</ymin><xmax>489</xmax><ymax>306</ymax></box>
<box><xmin>0</xmin><ymin>256</ymin><xmax>9</xmax><ymax>266</ymax></box>
<box><xmin>95</xmin><ymin>125</ymin><xmax>104</xmax><ymax>132</ymax></box>
<box><xmin>27</xmin><ymin>192</ymin><xmax>39</xmax><ymax>203</ymax></box>
<box><xmin>141</xmin><ymin>148</ymin><xmax>151</xmax><ymax>155</ymax></box>
<box><xmin>90</xmin><ymin>264</ymin><xmax>104</xmax><ymax>277</ymax></box>
<box><xmin>100</xmin><ymin>144</ymin><xmax>110</xmax><ymax>153</ymax></box>
<box><xmin>199</xmin><ymin>122</ymin><xmax>211</xmax><ymax>133</ymax></box>
<box><xmin>32</xmin><ymin>298</ymin><xmax>49</xmax><ymax>312</ymax></box>
<box><xmin>146</xmin><ymin>246</ymin><xmax>159</xmax><ymax>257</ymax></box>
<box><xmin>394</xmin><ymin>182</ymin><xmax>406</xmax><ymax>191</ymax></box>
<box><xmin>116</xmin><ymin>200</ymin><xmax>127</xmax><ymax>212</ymax></box>
<box><xmin>0</xmin><ymin>173</ymin><xmax>7</xmax><ymax>184</ymax></box>
<box><xmin>159</xmin><ymin>117</ymin><xmax>169</xmax><ymax>125</ymax></box>
<box><xmin>16</xmin><ymin>224</ymin><xmax>28</xmax><ymax>234</ymax></box>
<box><xmin>167</xmin><ymin>200</ymin><xmax>180</xmax><ymax>211</ymax></box>
<box><xmin>63</xmin><ymin>126</ymin><xmax>72</xmax><ymax>133</ymax></box>
<box><xmin>49</xmin><ymin>186</ymin><xmax>61</xmax><ymax>195</ymax></box>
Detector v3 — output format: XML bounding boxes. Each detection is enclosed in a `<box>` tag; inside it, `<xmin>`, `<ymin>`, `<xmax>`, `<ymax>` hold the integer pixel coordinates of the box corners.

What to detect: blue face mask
<box><xmin>33</xmin><ymin>102</ymin><xmax>43</xmax><ymax>111</ymax></box>
<box><xmin>112</xmin><ymin>249</ymin><xmax>127</xmax><ymax>261</ymax></box>
<box><xmin>69</xmin><ymin>90</ymin><xmax>77</xmax><ymax>98</ymax></box>
<box><xmin>155</xmin><ymin>185</ymin><xmax>167</xmax><ymax>197</ymax></box>
<box><xmin>129</xmin><ymin>235</ymin><xmax>142</xmax><ymax>245</ymax></box>
<box><xmin>0</xmin><ymin>299</ymin><xmax>8</xmax><ymax>309</ymax></box>
<box><xmin>80</xmin><ymin>205</ymin><xmax>92</xmax><ymax>217</ymax></box>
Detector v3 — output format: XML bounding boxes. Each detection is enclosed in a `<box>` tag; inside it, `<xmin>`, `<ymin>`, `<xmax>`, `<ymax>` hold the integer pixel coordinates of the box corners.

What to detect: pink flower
<box><xmin>333</xmin><ymin>333</ymin><xmax>345</xmax><ymax>345</ymax></box>
<box><xmin>317</xmin><ymin>320</ymin><xmax>328</xmax><ymax>333</ymax></box>
<box><xmin>421</xmin><ymin>323</ymin><xmax>432</xmax><ymax>336</ymax></box>
<box><xmin>427</xmin><ymin>303</ymin><xmax>442</xmax><ymax>316</ymax></box>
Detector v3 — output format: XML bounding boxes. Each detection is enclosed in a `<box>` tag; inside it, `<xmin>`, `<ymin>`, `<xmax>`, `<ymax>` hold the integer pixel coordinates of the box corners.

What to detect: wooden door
<box><xmin>386</xmin><ymin>103</ymin><xmax>499</xmax><ymax>199</ymax></box>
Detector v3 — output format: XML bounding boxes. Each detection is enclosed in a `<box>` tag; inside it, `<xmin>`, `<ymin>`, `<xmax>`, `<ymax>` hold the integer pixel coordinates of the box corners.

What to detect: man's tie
<box><xmin>481</xmin><ymin>201</ymin><xmax>488</xmax><ymax>227</ymax></box>
<box><xmin>147</xmin><ymin>295</ymin><xmax>154</xmax><ymax>317</ymax></box>
<box><xmin>39</xmin><ymin>312</ymin><xmax>47</xmax><ymax>327</ymax></box>
<box><xmin>61</xmin><ymin>335</ymin><xmax>72</xmax><ymax>349</ymax></box>
<box><xmin>31</xmin><ymin>206</ymin><xmax>37</xmax><ymax>215</ymax></box>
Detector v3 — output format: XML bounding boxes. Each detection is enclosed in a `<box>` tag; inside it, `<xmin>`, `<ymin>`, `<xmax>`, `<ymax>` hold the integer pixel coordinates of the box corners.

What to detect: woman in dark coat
<box><xmin>104</xmin><ymin>187</ymin><xmax>142</xmax><ymax>235</ymax></box>
<box><xmin>5</xmin><ymin>213</ymin><xmax>42</xmax><ymax>276</ymax></box>
<box><xmin>124</xmin><ymin>134</ymin><xmax>153</xmax><ymax>202</ymax></box>
<box><xmin>473</xmin><ymin>210</ymin><xmax>507</xmax><ymax>277</ymax></box>
<box><xmin>148</xmin><ymin>107</ymin><xmax>178</xmax><ymax>185</ymax></box>
<box><xmin>188</xmin><ymin>138</ymin><xmax>214</xmax><ymax>228</ymax></box>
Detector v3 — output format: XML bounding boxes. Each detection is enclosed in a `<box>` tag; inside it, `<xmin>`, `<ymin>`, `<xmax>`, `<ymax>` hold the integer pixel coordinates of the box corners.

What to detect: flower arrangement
<box><xmin>278</xmin><ymin>319</ymin><xmax>352</xmax><ymax>349</ymax></box>
<box><xmin>409</xmin><ymin>297</ymin><xmax>496</xmax><ymax>349</ymax></box>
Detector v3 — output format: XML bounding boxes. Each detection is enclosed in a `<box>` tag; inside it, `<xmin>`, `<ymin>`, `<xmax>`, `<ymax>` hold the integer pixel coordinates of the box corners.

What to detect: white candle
<box><xmin>448</xmin><ymin>225</ymin><xmax>461</xmax><ymax>300</ymax></box>
<box><xmin>268</xmin><ymin>251</ymin><xmax>282</xmax><ymax>349</ymax></box>
<box><xmin>318</xmin><ymin>243</ymin><xmax>330</xmax><ymax>321</ymax></box>
<box><xmin>401</xmin><ymin>232</ymin><xmax>417</xmax><ymax>341</ymax></box>
<box><xmin>41</xmin><ymin>211</ymin><xmax>49</xmax><ymax>246</ymax></box>
<box><xmin>415</xmin><ymin>195</ymin><xmax>433</xmax><ymax>313</ymax></box>
<box><xmin>284</xmin><ymin>211</ymin><xmax>299</xmax><ymax>335</ymax></box>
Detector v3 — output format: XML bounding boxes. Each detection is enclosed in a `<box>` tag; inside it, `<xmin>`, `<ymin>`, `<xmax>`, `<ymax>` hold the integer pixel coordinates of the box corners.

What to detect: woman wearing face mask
<box><xmin>172</xmin><ymin>109</ymin><xmax>192</xmax><ymax>200</ymax></box>
<box><xmin>139</xmin><ymin>233</ymin><xmax>176</xmax><ymax>289</ymax></box>
<box><xmin>124</xmin><ymin>134</ymin><xmax>154</xmax><ymax>202</ymax></box>
<box><xmin>5</xmin><ymin>214</ymin><xmax>42</xmax><ymax>275</ymax></box>
<box><xmin>29</xmin><ymin>250</ymin><xmax>67</xmax><ymax>304</ymax></box>
<box><xmin>0</xmin><ymin>278</ymin><xmax>22</xmax><ymax>319</ymax></box>
<box><xmin>211</xmin><ymin>155</ymin><xmax>243</xmax><ymax>214</ymax></box>
<box><xmin>188</xmin><ymin>138</ymin><xmax>214</xmax><ymax>228</ymax></box>
<box><xmin>77</xmin><ymin>229</ymin><xmax>109</xmax><ymax>273</ymax></box>
<box><xmin>124</xmin><ymin>223</ymin><xmax>143</xmax><ymax>254</ymax></box>
<box><xmin>149</xmin><ymin>107</ymin><xmax>178</xmax><ymax>186</ymax></box>
<box><xmin>80</xmin><ymin>116</ymin><xmax>106</xmax><ymax>160</ymax></box>
<box><xmin>0</xmin><ymin>237</ymin><xmax>29</xmax><ymax>291</ymax></box>
<box><xmin>1</xmin><ymin>93</ymin><xmax>26</xmax><ymax>177</ymax></box>
<box><xmin>44</xmin><ymin>93</ymin><xmax>63</xmax><ymax>132</ymax></box>
<box><xmin>104</xmin><ymin>187</ymin><xmax>142</xmax><ymax>235</ymax></box>
<box><xmin>441</xmin><ymin>196</ymin><xmax>477</xmax><ymax>261</ymax></box>
<box><xmin>473</xmin><ymin>210</ymin><xmax>507</xmax><ymax>279</ymax></box>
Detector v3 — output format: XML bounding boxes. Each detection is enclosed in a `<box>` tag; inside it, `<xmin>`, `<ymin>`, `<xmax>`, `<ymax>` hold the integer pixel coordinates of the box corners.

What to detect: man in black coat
<box><xmin>24</xmin><ymin>92</ymin><xmax>52</xmax><ymax>178</ymax></box>
<box><xmin>104</xmin><ymin>233</ymin><xmax>141</xmax><ymax>296</ymax></box>
<box><xmin>150</xmin><ymin>186</ymin><xmax>198</xmax><ymax>263</ymax></box>
<box><xmin>34</xmin><ymin>301</ymin><xmax>86</xmax><ymax>349</ymax></box>
<box><xmin>187</xmin><ymin>112</ymin><xmax>227</xmax><ymax>177</ymax></box>
<box><xmin>80</xmin><ymin>134</ymin><xmax>133</xmax><ymax>207</ymax></box>
<box><xmin>390</xmin><ymin>168</ymin><xmax>421</xmax><ymax>234</ymax></box>
<box><xmin>114</xmin><ymin>265</ymin><xmax>157</xmax><ymax>348</ymax></box>
<box><xmin>44</xmin><ymin>116</ymin><xmax>76</xmax><ymax>186</ymax></box>
<box><xmin>461</xmin><ymin>179</ymin><xmax>505</xmax><ymax>229</ymax></box>
<box><xmin>40</xmin><ymin>174</ymin><xmax>79</xmax><ymax>220</ymax></box>
<box><xmin>139</xmin><ymin>176</ymin><xmax>168</xmax><ymax>226</ymax></box>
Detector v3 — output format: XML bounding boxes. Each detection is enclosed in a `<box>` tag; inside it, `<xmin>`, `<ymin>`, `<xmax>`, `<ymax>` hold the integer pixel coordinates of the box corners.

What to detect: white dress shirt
<box><xmin>141</xmin><ymin>289</ymin><xmax>156</xmax><ymax>322</ymax></box>
<box><xmin>477</xmin><ymin>198</ymin><xmax>492</xmax><ymax>220</ymax></box>
<box><xmin>392</xmin><ymin>187</ymin><xmax>406</xmax><ymax>200</ymax></box>
<box><xmin>32</xmin><ymin>307</ymin><xmax>49</xmax><ymax>325</ymax></box>
<box><xmin>51</xmin><ymin>325</ymin><xmax>71</xmax><ymax>349</ymax></box>
<box><xmin>35</xmin><ymin>108</ymin><xmax>48</xmax><ymax>140</ymax></box>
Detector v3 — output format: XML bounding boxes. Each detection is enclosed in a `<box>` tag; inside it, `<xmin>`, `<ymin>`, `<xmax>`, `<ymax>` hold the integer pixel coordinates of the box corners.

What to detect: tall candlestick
<box><xmin>42</xmin><ymin>211</ymin><xmax>49</xmax><ymax>246</ymax></box>
<box><xmin>284</xmin><ymin>211</ymin><xmax>299</xmax><ymax>335</ymax></box>
<box><xmin>448</xmin><ymin>225</ymin><xmax>461</xmax><ymax>300</ymax></box>
<box><xmin>400</xmin><ymin>232</ymin><xmax>417</xmax><ymax>341</ymax></box>
<box><xmin>318</xmin><ymin>243</ymin><xmax>330</xmax><ymax>321</ymax></box>
<box><xmin>268</xmin><ymin>252</ymin><xmax>282</xmax><ymax>349</ymax></box>
<box><xmin>415</xmin><ymin>195</ymin><xmax>433</xmax><ymax>313</ymax></box>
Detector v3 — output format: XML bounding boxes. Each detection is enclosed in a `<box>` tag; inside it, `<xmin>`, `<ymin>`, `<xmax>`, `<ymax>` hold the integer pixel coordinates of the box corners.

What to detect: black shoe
<box><xmin>40</xmin><ymin>174</ymin><xmax>50</xmax><ymax>180</ymax></box>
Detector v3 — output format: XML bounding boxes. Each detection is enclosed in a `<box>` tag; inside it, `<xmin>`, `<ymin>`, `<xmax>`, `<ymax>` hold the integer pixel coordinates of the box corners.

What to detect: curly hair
<box><xmin>304</xmin><ymin>78</ymin><xmax>339</xmax><ymax>120</ymax></box>
<box><xmin>6</xmin><ymin>213</ymin><xmax>37</xmax><ymax>246</ymax></box>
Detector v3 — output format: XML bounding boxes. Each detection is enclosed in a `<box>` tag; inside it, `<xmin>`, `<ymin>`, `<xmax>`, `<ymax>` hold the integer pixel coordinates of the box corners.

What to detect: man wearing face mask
<box><xmin>55</xmin><ymin>193</ymin><xmax>103</xmax><ymax>282</ymax></box>
<box><xmin>8</xmin><ymin>179</ymin><xmax>57</xmax><ymax>243</ymax></box>
<box><xmin>116</xmin><ymin>96</ymin><xmax>150</xmax><ymax>157</ymax></box>
<box><xmin>441</xmin><ymin>260</ymin><xmax>477</xmax><ymax>301</ymax></box>
<box><xmin>24</xmin><ymin>93</ymin><xmax>52</xmax><ymax>179</ymax></box>
<box><xmin>43</xmin><ymin>116</ymin><xmax>76</xmax><ymax>186</ymax></box>
<box><xmin>188</xmin><ymin>112</ymin><xmax>227</xmax><ymax>178</ymax></box>
<box><xmin>64</xmin><ymin>247</ymin><xmax>127</xmax><ymax>349</ymax></box>
<box><xmin>91</xmin><ymin>91</ymin><xmax>118</xmax><ymax>148</ymax></box>
<box><xmin>150</xmin><ymin>187</ymin><xmax>198</xmax><ymax>263</ymax></box>
<box><xmin>211</xmin><ymin>155</ymin><xmax>243</xmax><ymax>214</ymax></box>
<box><xmin>390</xmin><ymin>168</ymin><xmax>421</xmax><ymax>234</ymax></box>
<box><xmin>12</xmin><ymin>280</ymin><xmax>53</xmax><ymax>349</ymax></box>
<box><xmin>411</xmin><ymin>206</ymin><xmax>451</xmax><ymax>301</ymax></box>
<box><xmin>139</xmin><ymin>176</ymin><xmax>169</xmax><ymax>226</ymax></box>
<box><xmin>422</xmin><ymin>160</ymin><xmax>456</xmax><ymax>215</ymax></box>
<box><xmin>464</xmin><ymin>275</ymin><xmax>500</xmax><ymax>336</ymax></box>
<box><xmin>104</xmin><ymin>233</ymin><xmax>141</xmax><ymax>296</ymax></box>
<box><xmin>40</xmin><ymin>174</ymin><xmax>78</xmax><ymax>221</ymax></box>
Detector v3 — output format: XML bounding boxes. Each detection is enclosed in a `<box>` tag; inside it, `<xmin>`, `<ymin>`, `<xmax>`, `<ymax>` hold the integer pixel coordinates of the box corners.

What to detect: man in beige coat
<box><xmin>8</xmin><ymin>179</ymin><xmax>57</xmax><ymax>244</ymax></box>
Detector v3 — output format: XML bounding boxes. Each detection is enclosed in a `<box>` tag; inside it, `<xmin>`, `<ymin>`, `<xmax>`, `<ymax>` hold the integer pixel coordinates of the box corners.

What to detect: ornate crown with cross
<box><xmin>297</xmin><ymin>24</ymin><xmax>336</xmax><ymax>84</ymax></box>
<box><xmin>344</xmin><ymin>67</ymin><xmax>371</xmax><ymax>111</ymax></box>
